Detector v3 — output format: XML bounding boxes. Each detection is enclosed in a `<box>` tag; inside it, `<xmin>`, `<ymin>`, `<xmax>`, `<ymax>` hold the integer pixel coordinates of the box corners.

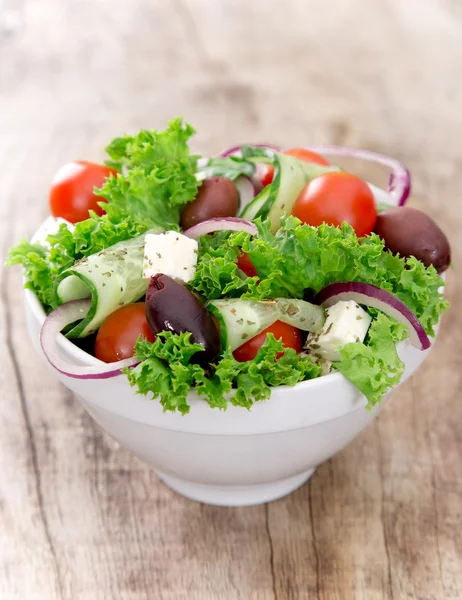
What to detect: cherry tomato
<box><xmin>283</xmin><ymin>147</ymin><xmax>330</xmax><ymax>166</ymax></box>
<box><xmin>233</xmin><ymin>321</ymin><xmax>302</xmax><ymax>362</ymax></box>
<box><xmin>255</xmin><ymin>148</ymin><xmax>329</xmax><ymax>187</ymax></box>
<box><xmin>94</xmin><ymin>303</ymin><xmax>155</xmax><ymax>363</ymax></box>
<box><xmin>256</xmin><ymin>163</ymin><xmax>275</xmax><ymax>187</ymax></box>
<box><xmin>49</xmin><ymin>161</ymin><xmax>117</xmax><ymax>224</ymax></box>
<box><xmin>292</xmin><ymin>172</ymin><xmax>377</xmax><ymax>237</ymax></box>
<box><xmin>236</xmin><ymin>251</ymin><xmax>258</xmax><ymax>278</ymax></box>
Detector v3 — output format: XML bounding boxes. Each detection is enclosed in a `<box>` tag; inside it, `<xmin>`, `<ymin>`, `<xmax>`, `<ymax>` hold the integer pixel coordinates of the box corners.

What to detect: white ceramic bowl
<box><xmin>24</xmin><ymin>281</ymin><xmax>439</xmax><ymax>506</ymax></box>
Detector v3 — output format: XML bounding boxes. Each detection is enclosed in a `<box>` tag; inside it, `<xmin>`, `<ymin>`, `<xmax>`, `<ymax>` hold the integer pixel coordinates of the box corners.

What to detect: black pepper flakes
<box><xmin>324</xmin><ymin>323</ymin><xmax>333</xmax><ymax>335</ymax></box>
<box><xmin>287</xmin><ymin>303</ymin><xmax>298</xmax><ymax>316</ymax></box>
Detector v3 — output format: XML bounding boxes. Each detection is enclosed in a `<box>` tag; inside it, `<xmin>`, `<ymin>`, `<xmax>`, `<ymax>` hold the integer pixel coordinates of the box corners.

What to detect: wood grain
<box><xmin>1</xmin><ymin>1</ymin><xmax>461</xmax><ymax>598</ymax></box>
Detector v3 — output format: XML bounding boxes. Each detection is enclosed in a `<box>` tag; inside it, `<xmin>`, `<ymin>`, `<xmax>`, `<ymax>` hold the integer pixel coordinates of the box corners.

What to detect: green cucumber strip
<box><xmin>275</xmin><ymin>299</ymin><xmax>325</xmax><ymax>333</ymax></box>
<box><xmin>256</xmin><ymin>153</ymin><xmax>338</xmax><ymax>233</ymax></box>
<box><xmin>207</xmin><ymin>298</ymin><xmax>326</xmax><ymax>351</ymax></box>
<box><xmin>239</xmin><ymin>186</ymin><xmax>270</xmax><ymax>220</ymax></box>
<box><xmin>207</xmin><ymin>299</ymin><xmax>279</xmax><ymax>351</ymax></box>
<box><xmin>55</xmin><ymin>234</ymin><xmax>150</xmax><ymax>337</ymax></box>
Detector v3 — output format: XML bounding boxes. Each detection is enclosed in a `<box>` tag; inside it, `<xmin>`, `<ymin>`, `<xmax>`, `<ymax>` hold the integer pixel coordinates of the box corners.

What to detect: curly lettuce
<box><xmin>189</xmin><ymin>216</ymin><xmax>448</xmax><ymax>336</ymax></box>
<box><xmin>126</xmin><ymin>332</ymin><xmax>322</xmax><ymax>414</ymax></box>
<box><xmin>98</xmin><ymin>118</ymin><xmax>199</xmax><ymax>231</ymax></box>
<box><xmin>335</xmin><ymin>313</ymin><xmax>407</xmax><ymax>409</ymax></box>
<box><xmin>5</xmin><ymin>240</ymin><xmax>68</xmax><ymax>310</ymax></box>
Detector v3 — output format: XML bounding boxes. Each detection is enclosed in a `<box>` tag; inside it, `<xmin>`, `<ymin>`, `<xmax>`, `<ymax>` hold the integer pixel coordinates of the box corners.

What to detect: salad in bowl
<box><xmin>7</xmin><ymin>118</ymin><xmax>451</xmax><ymax>505</ymax></box>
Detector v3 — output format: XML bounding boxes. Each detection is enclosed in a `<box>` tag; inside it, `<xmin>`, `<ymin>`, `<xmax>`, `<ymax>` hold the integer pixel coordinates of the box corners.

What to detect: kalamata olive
<box><xmin>374</xmin><ymin>206</ymin><xmax>451</xmax><ymax>273</ymax></box>
<box><xmin>146</xmin><ymin>274</ymin><xmax>221</xmax><ymax>365</ymax></box>
<box><xmin>180</xmin><ymin>176</ymin><xmax>239</xmax><ymax>230</ymax></box>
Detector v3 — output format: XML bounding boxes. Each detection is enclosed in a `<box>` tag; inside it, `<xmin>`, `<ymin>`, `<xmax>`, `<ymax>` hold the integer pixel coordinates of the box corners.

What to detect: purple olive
<box><xmin>146</xmin><ymin>274</ymin><xmax>221</xmax><ymax>365</ymax></box>
<box><xmin>180</xmin><ymin>176</ymin><xmax>239</xmax><ymax>230</ymax></box>
<box><xmin>374</xmin><ymin>207</ymin><xmax>451</xmax><ymax>273</ymax></box>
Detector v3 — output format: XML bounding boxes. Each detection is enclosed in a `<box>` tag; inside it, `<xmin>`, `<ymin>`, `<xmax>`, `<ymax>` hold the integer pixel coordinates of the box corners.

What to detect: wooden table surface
<box><xmin>1</xmin><ymin>1</ymin><xmax>461</xmax><ymax>598</ymax></box>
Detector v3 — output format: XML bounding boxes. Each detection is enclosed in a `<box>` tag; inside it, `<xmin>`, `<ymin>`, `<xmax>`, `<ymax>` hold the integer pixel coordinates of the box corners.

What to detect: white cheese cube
<box><xmin>142</xmin><ymin>231</ymin><xmax>198</xmax><ymax>284</ymax></box>
<box><xmin>31</xmin><ymin>216</ymin><xmax>75</xmax><ymax>249</ymax></box>
<box><xmin>305</xmin><ymin>300</ymin><xmax>372</xmax><ymax>361</ymax></box>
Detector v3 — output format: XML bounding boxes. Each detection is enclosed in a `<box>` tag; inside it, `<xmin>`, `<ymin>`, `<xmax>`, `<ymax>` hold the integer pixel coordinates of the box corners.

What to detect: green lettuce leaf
<box><xmin>335</xmin><ymin>313</ymin><xmax>407</xmax><ymax>409</ymax></box>
<box><xmin>5</xmin><ymin>240</ymin><xmax>65</xmax><ymax>310</ymax></box>
<box><xmin>197</xmin><ymin>156</ymin><xmax>256</xmax><ymax>181</ymax></box>
<box><xmin>126</xmin><ymin>332</ymin><xmax>322</xmax><ymax>414</ymax></box>
<box><xmin>97</xmin><ymin>117</ymin><xmax>200</xmax><ymax>231</ymax></box>
<box><xmin>189</xmin><ymin>216</ymin><xmax>448</xmax><ymax>334</ymax></box>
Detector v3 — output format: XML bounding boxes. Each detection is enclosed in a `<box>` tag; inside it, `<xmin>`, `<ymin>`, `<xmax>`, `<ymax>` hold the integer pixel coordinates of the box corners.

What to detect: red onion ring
<box><xmin>314</xmin><ymin>282</ymin><xmax>430</xmax><ymax>350</ymax></box>
<box><xmin>234</xmin><ymin>175</ymin><xmax>258</xmax><ymax>210</ymax></box>
<box><xmin>183</xmin><ymin>217</ymin><xmax>258</xmax><ymax>240</ymax></box>
<box><xmin>218</xmin><ymin>144</ymin><xmax>410</xmax><ymax>206</ymax></box>
<box><xmin>40</xmin><ymin>300</ymin><xmax>139</xmax><ymax>379</ymax></box>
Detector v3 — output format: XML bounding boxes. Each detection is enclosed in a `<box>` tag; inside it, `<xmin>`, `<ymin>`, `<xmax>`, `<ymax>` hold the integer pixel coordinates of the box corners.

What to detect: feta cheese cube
<box><xmin>142</xmin><ymin>231</ymin><xmax>198</xmax><ymax>284</ymax></box>
<box><xmin>31</xmin><ymin>216</ymin><xmax>75</xmax><ymax>249</ymax></box>
<box><xmin>305</xmin><ymin>300</ymin><xmax>372</xmax><ymax>361</ymax></box>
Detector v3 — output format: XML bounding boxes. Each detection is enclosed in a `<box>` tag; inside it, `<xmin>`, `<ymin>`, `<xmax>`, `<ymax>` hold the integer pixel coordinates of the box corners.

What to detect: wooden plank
<box><xmin>0</xmin><ymin>0</ymin><xmax>461</xmax><ymax>598</ymax></box>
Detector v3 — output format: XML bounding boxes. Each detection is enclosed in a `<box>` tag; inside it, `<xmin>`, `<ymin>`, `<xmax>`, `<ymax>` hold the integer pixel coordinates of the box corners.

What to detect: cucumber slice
<box><xmin>55</xmin><ymin>233</ymin><xmax>150</xmax><ymax>337</ymax></box>
<box><xmin>207</xmin><ymin>299</ymin><xmax>279</xmax><ymax>350</ymax></box>
<box><xmin>276</xmin><ymin>299</ymin><xmax>325</xmax><ymax>333</ymax></box>
<box><xmin>256</xmin><ymin>153</ymin><xmax>338</xmax><ymax>233</ymax></box>
<box><xmin>207</xmin><ymin>298</ymin><xmax>326</xmax><ymax>351</ymax></box>
<box><xmin>239</xmin><ymin>186</ymin><xmax>270</xmax><ymax>221</ymax></box>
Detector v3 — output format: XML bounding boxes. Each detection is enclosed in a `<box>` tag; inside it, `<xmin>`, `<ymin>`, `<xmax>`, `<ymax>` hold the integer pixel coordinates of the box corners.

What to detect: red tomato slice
<box><xmin>236</xmin><ymin>251</ymin><xmax>258</xmax><ymax>278</ymax></box>
<box><xmin>256</xmin><ymin>164</ymin><xmax>275</xmax><ymax>187</ymax></box>
<box><xmin>94</xmin><ymin>303</ymin><xmax>155</xmax><ymax>363</ymax></box>
<box><xmin>292</xmin><ymin>172</ymin><xmax>377</xmax><ymax>237</ymax></box>
<box><xmin>233</xmin><ymin>320</ymin><xmax>302</xmax><ymax>362</ymax></box>
<box><xmin>49</xmin><ymin>160</ymin><xmax>117</xmax><ymax>224</ymax></box>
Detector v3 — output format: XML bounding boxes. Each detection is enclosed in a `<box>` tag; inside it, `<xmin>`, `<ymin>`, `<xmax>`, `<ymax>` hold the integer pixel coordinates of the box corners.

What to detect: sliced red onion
<box><xmin>183</xmin><ymin>217</ymin><xmax>258</xmax><ymax>239</ymax></box>
<box><xmin>234</xmin><ymin>175</ymin><xmax>258</xmax><ymax>210</ymax></box>
<box><xmin>220</xmin><ymin>144</ymin><xmax>281</xmax><ymax>158</ymax></box>
<box><xmin>313</xmin><ymin>282</ymin><xmax>430</xmax><ymax>350</ymax></box>
<box><xmin>40</xmin><ymin>300</ymin><xmax>139</xmax><ymax>379</ymax></box>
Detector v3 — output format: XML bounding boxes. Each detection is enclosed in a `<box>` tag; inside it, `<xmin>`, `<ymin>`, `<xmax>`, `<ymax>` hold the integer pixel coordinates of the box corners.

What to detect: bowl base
<box><xmin>156</xmin><ymin>468</ymin><xmax>317</xmax><ymax>507</ymax></box>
